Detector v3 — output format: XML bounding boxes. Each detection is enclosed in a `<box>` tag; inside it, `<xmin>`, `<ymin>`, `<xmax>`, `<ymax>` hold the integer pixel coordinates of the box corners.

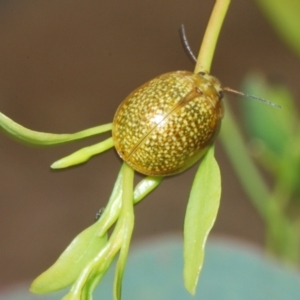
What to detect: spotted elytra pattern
<box><xmin>112</xmin><ymin>71</ymin><xmax>224</xmax><ymax>176</ymax></box>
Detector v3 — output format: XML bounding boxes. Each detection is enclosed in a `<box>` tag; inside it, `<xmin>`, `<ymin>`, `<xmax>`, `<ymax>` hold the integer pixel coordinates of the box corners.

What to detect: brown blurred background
<box><xmin>0</xmin><ymin>0</ymin><xmax>299</xmax><ymax>288</ymax></box>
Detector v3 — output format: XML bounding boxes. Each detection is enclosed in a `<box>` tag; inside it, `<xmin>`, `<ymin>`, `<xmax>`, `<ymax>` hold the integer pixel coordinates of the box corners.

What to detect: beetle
<box><xmin>112</xmin><ymin>70</ymin><xmax>224</xmax><ymax>176</ymax></box>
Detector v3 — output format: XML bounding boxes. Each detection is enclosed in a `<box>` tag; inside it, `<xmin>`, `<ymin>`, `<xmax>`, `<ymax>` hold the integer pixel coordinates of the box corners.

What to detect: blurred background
<box><xmin>0</xmin><ymin>0</ymin><xmax>299</xmax><ymax>288</ymax></box>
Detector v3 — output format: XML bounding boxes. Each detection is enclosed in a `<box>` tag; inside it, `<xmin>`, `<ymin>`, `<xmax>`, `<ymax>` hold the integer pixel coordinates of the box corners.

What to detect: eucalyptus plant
<box><xmin>3</xmin><ymin>0</ymin><xmax>299</xmax><ymax>299</ymax></box>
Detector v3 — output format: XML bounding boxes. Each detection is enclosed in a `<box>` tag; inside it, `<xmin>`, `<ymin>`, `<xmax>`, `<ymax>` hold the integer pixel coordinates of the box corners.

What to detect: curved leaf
<box><xmin>0</xmin><ymin>111</ymin><xmax>112</xmax><ymax>145</ymax></box>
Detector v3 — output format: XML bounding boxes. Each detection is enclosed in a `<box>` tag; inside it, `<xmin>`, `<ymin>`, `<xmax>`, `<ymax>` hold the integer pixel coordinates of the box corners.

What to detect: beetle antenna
<box><xmin>223</xmin><ymin>87</ymin><xmax>281</xmax><ymax>108</ymax></box>
<box><xmin>179</xmin><ymin>24</ymin><xmax>197</xmax><ymax>63</ymax></box>
<box><xmin>179</xmin><ymin>25</ymin><xmax>281</xmax><ymax>109</ymax></box>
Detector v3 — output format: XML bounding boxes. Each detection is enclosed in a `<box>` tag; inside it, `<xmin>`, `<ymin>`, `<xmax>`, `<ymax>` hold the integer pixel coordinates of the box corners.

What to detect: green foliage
<box><xmin>0</xmin><ymin>108</ymin><xmax>166</xmax><ymax>299</ymax></box>
<box><xmin>0</xmin><ymin>112</ymin><xmax>115</xmax><ymax>169</ymax></box>
<box><xmin>28</xmin><ymin>162</ymin><xmax>163</xmax><ymax>300</ymax></box>
<box><xmin>0</xmin><ymin>102</ymin><xmax>221</xmax><ymax>299</ymax></box>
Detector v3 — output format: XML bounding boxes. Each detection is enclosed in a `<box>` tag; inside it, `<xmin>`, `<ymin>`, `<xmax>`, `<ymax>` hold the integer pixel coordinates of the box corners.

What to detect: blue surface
<box><xmin>1</xmin><ymin>236</ymin><xmax>300</xmax><ymax>299</ymax></box>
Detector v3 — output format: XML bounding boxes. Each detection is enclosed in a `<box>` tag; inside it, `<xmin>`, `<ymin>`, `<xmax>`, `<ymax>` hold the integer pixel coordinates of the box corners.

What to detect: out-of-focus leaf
<box><xmin>240</xmin><ymin>72</ymin><xmax>297</xmax><ymax>157</ymax></box>
<box><xmin>30</xmin><ymin>222</ymin><xmax>108</xmax><ymax>294</ymax></box>
<box><xmin>241</xmin><ymin>73</ymin><xmax>300</xmax><ymax>212</ymax></box>
<box><xmin>256</xmin><ymin>0</ymin><xmax>300</xmax><ymax>58</ymax></box>
<box><xmin>183</xmin><ymin>146</ymin><xmax>221</xmax><ymax>295</ymax></box>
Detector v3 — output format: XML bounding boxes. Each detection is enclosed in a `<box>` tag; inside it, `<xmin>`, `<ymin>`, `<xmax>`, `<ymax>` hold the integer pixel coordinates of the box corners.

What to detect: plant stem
<box><xmin>195</xmin><ymin>0</ymin><xmax>231</xmax><ymax>73</ymax></box>
<box><xmin>219</xmin><ymin>105</ymin><xmax>271</xmax><ymax>218</ymax></box>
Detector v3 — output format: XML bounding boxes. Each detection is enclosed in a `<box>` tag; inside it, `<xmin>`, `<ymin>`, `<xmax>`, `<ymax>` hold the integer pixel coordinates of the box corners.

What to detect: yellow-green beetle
<box><xmin>112</xmin><ymin>70</ymin><xmax>224</xmax><ymax>176</ymax></box>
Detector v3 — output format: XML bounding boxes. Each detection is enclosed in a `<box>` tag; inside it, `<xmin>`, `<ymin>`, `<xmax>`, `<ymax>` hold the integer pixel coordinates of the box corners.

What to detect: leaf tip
<box><xmin>29</xmin><ymin>276</ymin><xmax>46</xmax><ymax>294</ymax></box>
<box><xmin>51</xmin><ymin>159</ymin><xmax>67</xmax><ymax>169</ymax></box>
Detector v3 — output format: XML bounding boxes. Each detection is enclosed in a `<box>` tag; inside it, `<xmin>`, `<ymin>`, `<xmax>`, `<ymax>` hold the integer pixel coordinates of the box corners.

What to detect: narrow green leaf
<box><xmin>114</xmin><ymin>163</ymin><xmax>135</xmax><ymax>300</ymax></box>
<box><xmin>0</xmin><ymin>111</ymin><xmax>112</xmax><ymax>145</ymax></box>
<box><xmin>133</xmin><ymin>176</ymin><xmax>163</xmax><ymax>204</ymax></box>
<box><xmin>51</xmin><ymin>137</ymin><xmax>114</xmax><ymax>169</ymax></box>
<box><xmin>183</xmin><ymin>146</ymin><xmax>221</xmax><ymax>295</ymax></box>
<box><xmin>97</xmin><ymin>165</ymin><xmax>124</xmax><ymax>236</ymax></box>
<box><xmin>30</xmin><ymin>222</ymin><xmax>108</xmax><ymax>294</ymax></box>
<box><xmin>73</xmin><ymin>265</ymin><xmax>108</xmax><ymax>300</ymax></box>
<box><xmin>82</xmin><ymin>271</ymin><xmax>108</xmax><ymax>300</ymax></box>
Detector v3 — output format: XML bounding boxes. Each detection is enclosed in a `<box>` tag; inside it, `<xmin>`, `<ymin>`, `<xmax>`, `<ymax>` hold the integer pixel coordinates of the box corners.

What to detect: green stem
<box><xmin>195</xmin><ymin>0</ymin><xmax>231</xmax><ymax>73</ymax></box>
<box><xmin>219</xmin><ymin>104</ymin><xmax>270</xmax><ymax>218</ymax></box>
